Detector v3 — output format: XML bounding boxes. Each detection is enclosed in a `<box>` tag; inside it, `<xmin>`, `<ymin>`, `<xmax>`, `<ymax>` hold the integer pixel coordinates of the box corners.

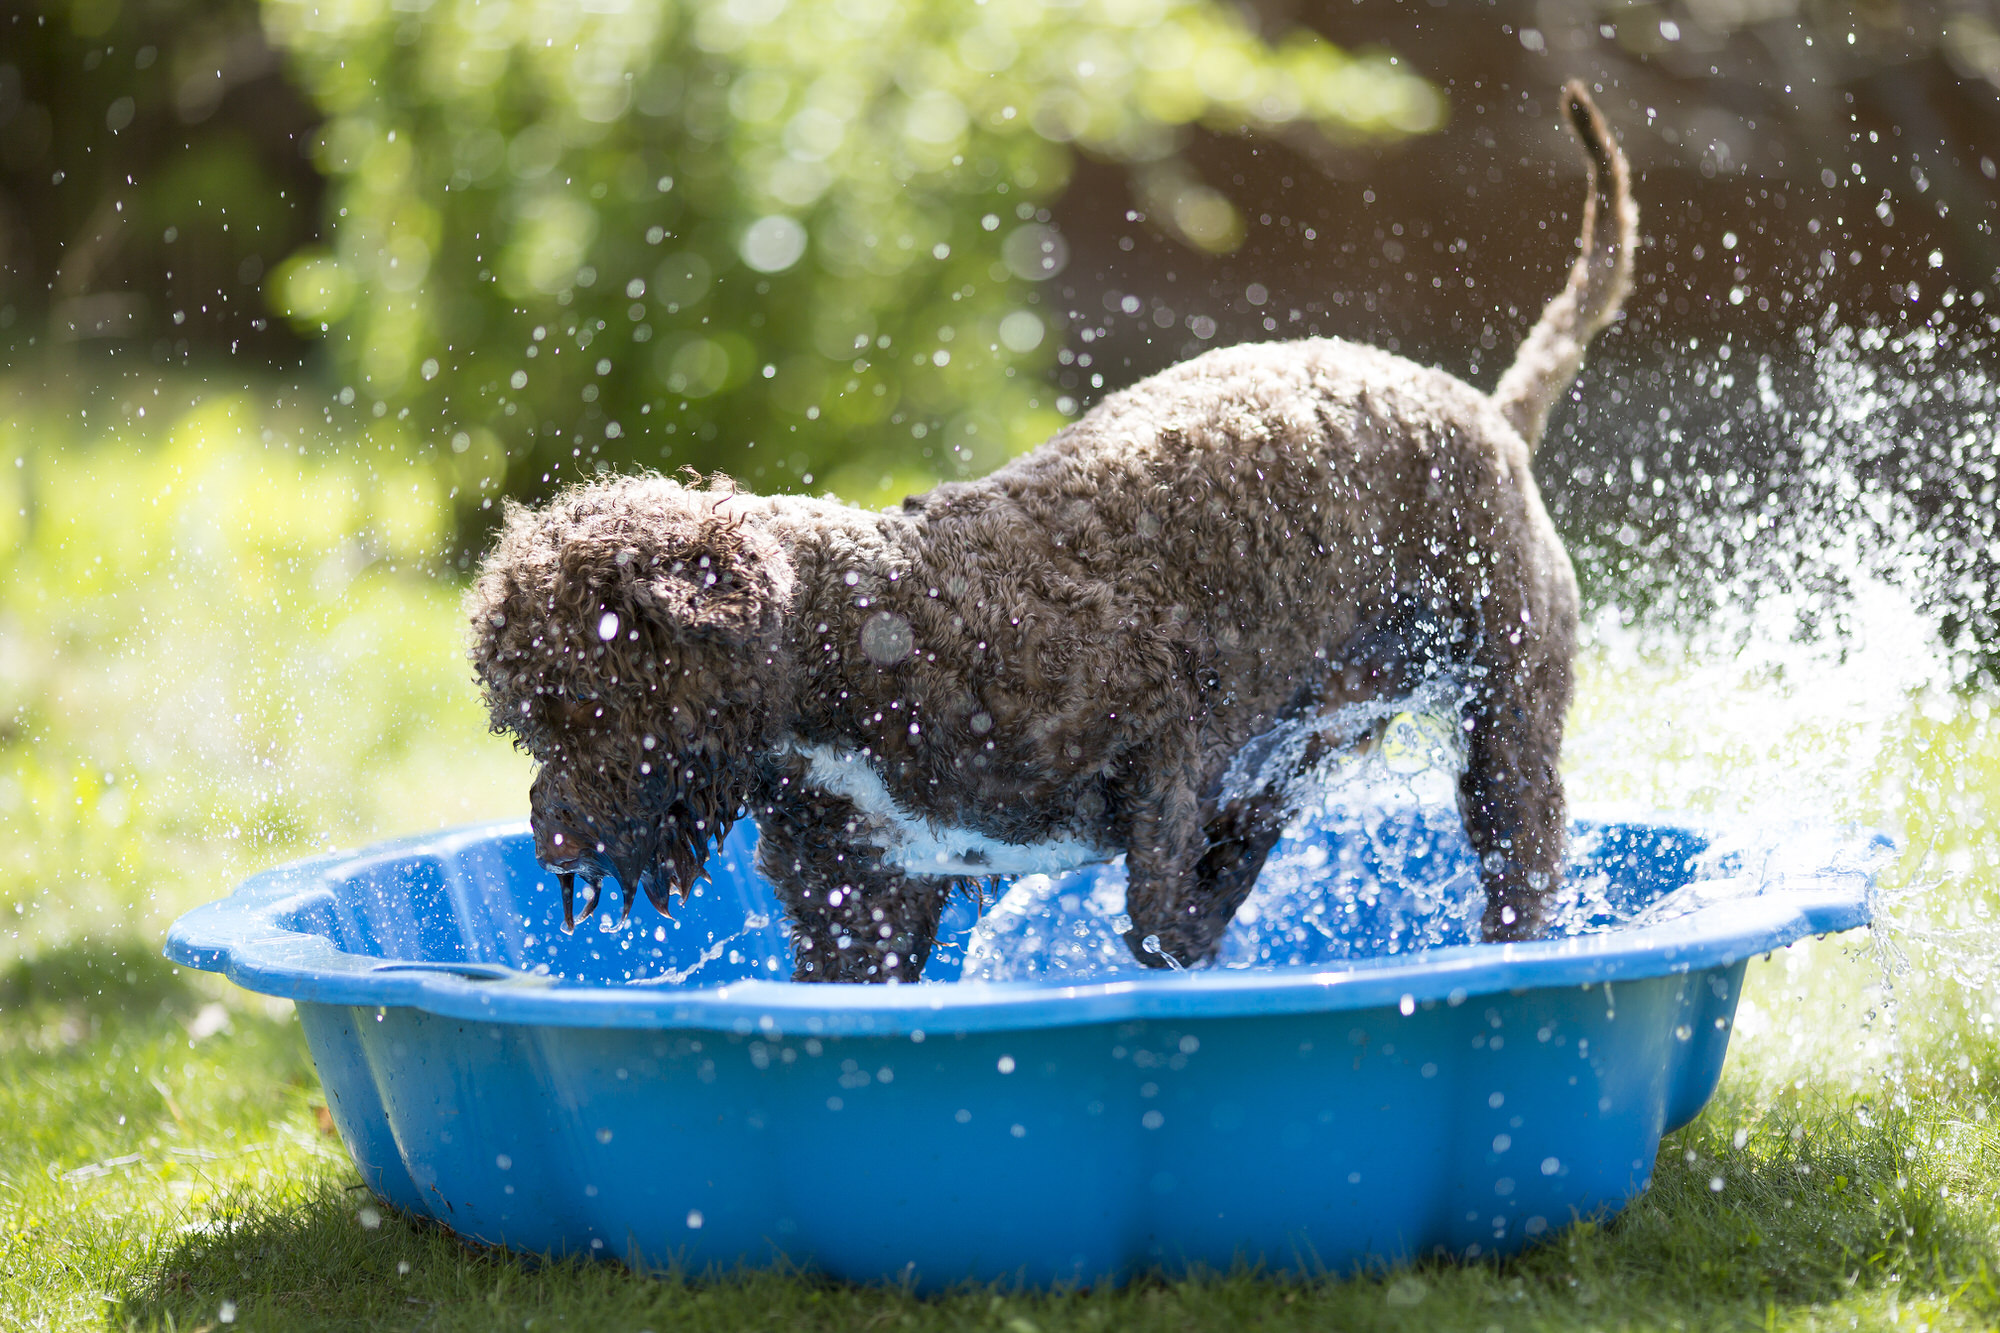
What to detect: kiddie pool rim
<box><xmin>163</xmin><ymin>816</ymin><xmax>1883</xmax><ymax>1037</ymax></box>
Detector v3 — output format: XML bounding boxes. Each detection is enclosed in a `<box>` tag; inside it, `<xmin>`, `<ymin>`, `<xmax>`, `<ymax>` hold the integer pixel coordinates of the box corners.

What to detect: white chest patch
<box><xmin>783</xmin><ymin>742</ymin><xmax>1110</xmax><ymax>877</ymax></box>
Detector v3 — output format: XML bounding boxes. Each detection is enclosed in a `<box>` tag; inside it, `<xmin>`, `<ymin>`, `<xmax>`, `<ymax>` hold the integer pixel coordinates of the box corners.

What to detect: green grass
<box><xmin>5</xmin><ymin>369</ymin><xmax>2000</xmax><ymax>1330</ymax></box>
<box><xmin>0</xmin><ymin>368</ymin><xmax>531</xmax><ymax>961</ymax></box>
<box><xmin>8</xmin><ymin>949</ymin><xmax>1999</xmax><ymax>1331</ymax></box>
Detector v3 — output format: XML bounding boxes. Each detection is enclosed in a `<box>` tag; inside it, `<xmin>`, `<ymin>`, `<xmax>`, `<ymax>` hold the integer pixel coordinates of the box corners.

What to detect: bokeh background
<box><xmin>4</xmin><ymin>1</ymin><xmax>2000</xmax><ymax>1325</ymax></box>
<box><xmin>15</xmin><ymin>0</ymin><xmax>2000</xmax><ymax>940</ymax></box>
<box><xmin>7</xmin><ymin>0</ymin><xmax>1997</xmax><ymax>941</ymax></box>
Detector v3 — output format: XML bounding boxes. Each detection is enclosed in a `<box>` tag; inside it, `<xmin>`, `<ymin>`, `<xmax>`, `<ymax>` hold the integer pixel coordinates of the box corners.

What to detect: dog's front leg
<box><xmin>1457</xmin><ymin>646</ymin><xmax>1571</xmax><ymax>941</ymax></box>
<box><xmin>1117</xmin><ymin>768</ymin><xmax>1213</xmax><ymax>969</ymax></box>
<box><xmin>781</xmin><ymin>862</ymin><xmax>949</xmax><ymax>983</ymax></box>
<box><xmin>1122</xmin><ymin>783</ymin><xmax>1292</xmax><ymax>969</ymax></box>
<box><xmin>750</xmin><ymin>787</ymin><xmax>956</xmax><ymax>982</ymax></box>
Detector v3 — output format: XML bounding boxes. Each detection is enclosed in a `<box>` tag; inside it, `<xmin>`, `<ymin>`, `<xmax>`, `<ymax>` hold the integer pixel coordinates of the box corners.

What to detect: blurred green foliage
<box><xmin>0</xmin><ymin>0</ymin><xmax>322</xmax><ymax>364</ymax></box>
<box><xmin>260</xmin><ymin>0</ymin><xmax>1444</xmax><ymax>509</ymax></box>
<box><xmin>0</xmin><ymin>372</ymin><xmax>527</xmax><ymax>959</ymax></box>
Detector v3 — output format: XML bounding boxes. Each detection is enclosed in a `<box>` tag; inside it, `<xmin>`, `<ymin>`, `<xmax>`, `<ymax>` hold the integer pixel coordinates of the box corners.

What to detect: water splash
<box><xmin>622</xmin><ymin>914</ymin><xmax>774</xmax><ymax>987</ymax></box>
<box><xmin>1138</xmin><ymin>934</ymin><xmax>1185</xmax><ymax>971</ymax></box>
<box><xmin>959</xmin><ymin>794</ymin><xmax>1886</xmax><ymax>984</ymax></box>
<box><xmin>1552</xmin><ymin>320</ymin><xmax>2000</xmax><ymax>1092</ymax></box>
<box><xmin>967</xmin><ymin>324</ymin><xmax>1995</xmax><ymax>1026</ymax></box>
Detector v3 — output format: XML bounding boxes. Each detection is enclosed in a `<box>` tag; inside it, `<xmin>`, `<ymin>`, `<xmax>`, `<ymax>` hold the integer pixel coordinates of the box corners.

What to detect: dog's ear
<box><xmin>627</xmin><ymin>515</ymin><xmax>792</xmax><ymax>647</ymax></box>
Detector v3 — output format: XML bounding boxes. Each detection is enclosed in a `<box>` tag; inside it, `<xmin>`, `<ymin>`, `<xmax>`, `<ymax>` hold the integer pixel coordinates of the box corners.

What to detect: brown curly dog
<box><xmin>468</xmin><ymin>82</ymin><xmax>1635</xmax><ymax>982</ymax></box>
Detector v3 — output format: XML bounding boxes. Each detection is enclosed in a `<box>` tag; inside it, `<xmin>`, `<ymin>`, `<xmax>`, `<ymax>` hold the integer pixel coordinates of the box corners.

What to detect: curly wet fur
<box><xmin>469</xmin><ymin>83</ymin><xmax>1635</xmax><ymax>981</ymax></box>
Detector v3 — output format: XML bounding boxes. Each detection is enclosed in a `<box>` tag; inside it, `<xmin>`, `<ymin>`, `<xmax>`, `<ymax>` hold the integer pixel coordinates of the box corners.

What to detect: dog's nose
<box><xmin>530</xmin><ymin>804</ymin><xmax>589</xmax><ymax>865</ymax></box>
<box><xmin>534</xmin><ymin>829</ymin><xmax>585</xmax><ymax>874</ymax></box>
<box><xmin>538</xmin><ymin>829</ymin><xmax>581</xmax><ymax>865</ymax></box>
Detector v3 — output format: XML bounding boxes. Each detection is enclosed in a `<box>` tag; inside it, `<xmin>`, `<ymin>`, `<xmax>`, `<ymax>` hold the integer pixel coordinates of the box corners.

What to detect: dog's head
<box><xmin>468</xmin><ymin>473</ymin><xmax>796</xmax><ymax>928</ymax></box>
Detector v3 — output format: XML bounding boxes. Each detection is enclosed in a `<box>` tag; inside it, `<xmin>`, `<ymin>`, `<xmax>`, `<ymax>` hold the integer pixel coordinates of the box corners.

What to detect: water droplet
<box><xmin>741</xmin><ymin>216</ymin><xmax>807</xmax><ymax>273</ymax></box>
<box><xmin>859</xmin><ymin>611</ymin><xmax>913</xmax><ymax>665</ymax></box>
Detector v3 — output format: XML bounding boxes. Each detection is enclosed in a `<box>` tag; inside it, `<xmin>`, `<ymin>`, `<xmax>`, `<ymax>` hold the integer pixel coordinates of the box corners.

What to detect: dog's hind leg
<box><xmin>1456</xmin><ymin>634</ymin><xmax>1572</xmax><ymax>941</ymax></box>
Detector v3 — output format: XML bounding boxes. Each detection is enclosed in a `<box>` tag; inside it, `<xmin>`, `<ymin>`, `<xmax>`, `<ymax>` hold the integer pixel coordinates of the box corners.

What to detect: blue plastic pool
<box><xmin>164</xmin><ymin>804</ymin><xmax>1883</xmax><ymax>1287</ymax></box>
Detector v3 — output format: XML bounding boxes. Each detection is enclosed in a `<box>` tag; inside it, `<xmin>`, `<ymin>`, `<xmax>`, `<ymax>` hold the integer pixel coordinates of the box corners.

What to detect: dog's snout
<box><xmin>529</xmin><ymin>808</ymin><xmax>581</xmax><ymax>863</ymax></box>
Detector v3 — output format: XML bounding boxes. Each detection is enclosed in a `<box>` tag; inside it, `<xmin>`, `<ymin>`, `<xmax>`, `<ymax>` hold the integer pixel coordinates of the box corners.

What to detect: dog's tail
<box><xmin>1491</xmin><ymin>82</ymin><xmax>1636</xmax><ymax>455</ymax></box>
